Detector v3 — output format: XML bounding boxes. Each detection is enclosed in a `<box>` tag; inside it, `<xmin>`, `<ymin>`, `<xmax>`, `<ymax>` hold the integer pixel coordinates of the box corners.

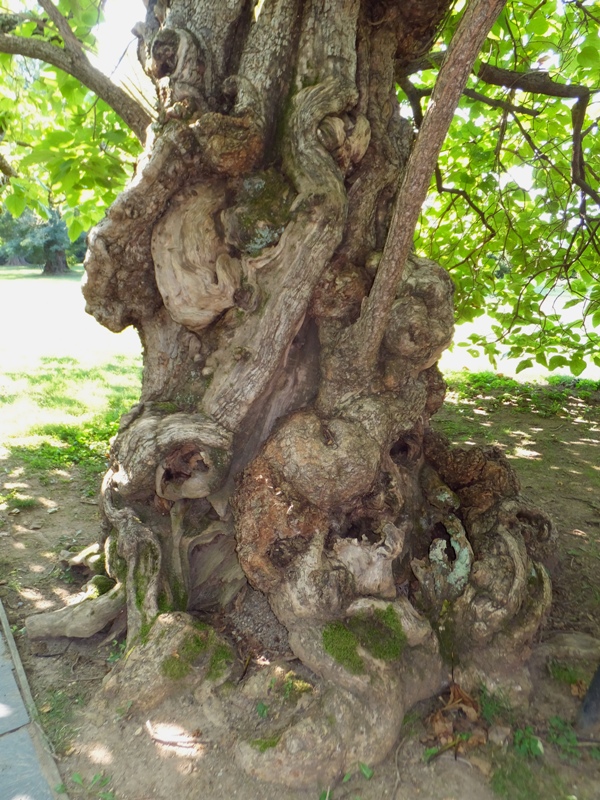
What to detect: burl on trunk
<box><xmin>27</xmin><ymin>0</ymin><xmax>555</xmax><ymax>787</ymax></box>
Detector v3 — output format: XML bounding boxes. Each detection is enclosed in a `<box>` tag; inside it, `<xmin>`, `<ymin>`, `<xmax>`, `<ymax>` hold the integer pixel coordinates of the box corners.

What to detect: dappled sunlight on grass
<box><xmin>1</xmin><ymin>354</ymin><xmax>142</xmax><ymax>493</ymax></box>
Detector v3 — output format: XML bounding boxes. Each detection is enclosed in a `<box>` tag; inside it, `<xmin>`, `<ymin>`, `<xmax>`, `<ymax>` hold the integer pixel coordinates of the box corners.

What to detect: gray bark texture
<box><xmin>27</xmin><ymin>0</ymin><xmax>557</xmax><ymax>787</ymax></box>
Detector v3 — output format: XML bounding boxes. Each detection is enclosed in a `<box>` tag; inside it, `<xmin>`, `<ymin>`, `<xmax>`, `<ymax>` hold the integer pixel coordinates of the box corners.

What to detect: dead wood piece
<box><xmin>26</xmin><ymin>585</ymin><xmax>125</xmax><ymax>639</ymax></box>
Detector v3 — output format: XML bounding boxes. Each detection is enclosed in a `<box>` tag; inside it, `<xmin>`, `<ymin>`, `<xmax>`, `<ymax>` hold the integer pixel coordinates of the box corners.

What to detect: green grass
<box><xmin>479</xmin><ymin>684</ymin><xmax>513</xmax><ymax>726</ymax></box>
<box><xmin>37</xmin><ymin>689</ymin><xmax>85</xmax><ymax>755</ymax></box>
<box><xmin>444</xmin><ymin>370</ymin><xmax>600</xmax><ymax>418</ymax></box>
<box><xmin>490</xmin><ymin>751</ymin><xmax>570</xmax><ymax>800</ymax></box>
<box><xmin>547</xmin><ymin>659</ymin><xmax>583</xmax><ymax>687</ymax></box>
<box><xmin>1</xmin><ymin>354</ymin><xmax>141</xmax><ymax>492</ymax></box>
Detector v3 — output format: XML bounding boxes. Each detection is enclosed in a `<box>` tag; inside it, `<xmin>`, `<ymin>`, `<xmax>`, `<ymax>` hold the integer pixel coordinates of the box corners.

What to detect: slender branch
<box><xmin>462</xmin><ymin>87</ymin><xmax>539</xmax><ymax>116</ymax></box>
<box><xmin>36</xmin><ymin>0</ymin><xmax>84</xmax><ymax>56</ymax></box>
<box><xmin>401</xmin><ymin>52</ymin><xmax>595</xmax><ymax>102</ymax></box>
<box><xmin>435</xmin><ymin>166</ymin><xmax>496</xmax><ymax>235</ymax></box>
<box><xmin>568</xmin><ymin>0</ymin><xmax>600</xmax><ymax>26</ymax></box>
<box><xmin>397</xmin><ymin>76</ymin><xmax>425</xmax><ymax>127</ymax></box>
<box><xmin>0</xmin><ymin>32</ymin><xmax>150</xmax><ymax>141</ymax></box>
<box><xmin>347</xmin><ymin>0</ymin><xmax>507</xmax><ymax>371</ymax></box>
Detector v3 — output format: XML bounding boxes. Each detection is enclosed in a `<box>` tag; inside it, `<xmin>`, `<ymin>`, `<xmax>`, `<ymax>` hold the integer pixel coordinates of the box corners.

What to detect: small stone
<box><xmin>47</xmin><ymin>507</ymin><xmax>59</xmax><ymax>514</ymax></box>
<box><xmin>30</xmin><ymin>523</ymin><xmax>42</xmax><ymax>530</ymax></box>
<box><xmin>8</xmin><ymin>508</ymin><xmax>20</xmax><ymax>516</ymax></box>
<box><xmin>134</xmin><ymin>727</ymin><xmax>143</xmax><ymax>736</ymax></box>
<box><xmin>488</xmin><ymin>724</ymin><xmax>512</xmax><ymax>747</ymax></box>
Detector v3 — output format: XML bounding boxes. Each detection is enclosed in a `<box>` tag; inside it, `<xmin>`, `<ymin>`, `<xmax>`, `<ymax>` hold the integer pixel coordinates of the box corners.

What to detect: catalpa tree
<box><xmin>2</xmin><ymin>0</ymin><xmax>597</xmax><ymax>788</ymax></box>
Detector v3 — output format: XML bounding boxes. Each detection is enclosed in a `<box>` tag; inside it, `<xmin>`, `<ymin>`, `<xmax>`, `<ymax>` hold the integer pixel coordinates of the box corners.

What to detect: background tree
<box><xmin>9</xmin><ymin>0</ymin><xmax>600</xmax><ymax>789</ymax></box>
<box><xmin>0</xmin><ymin>207</ymin><xmax>86</xmax><ymax>268</ymax></box>
<box><xmin>0</xmin><ymin>0</ymin><xmax>146</xmax><ymax>242</ymax></box>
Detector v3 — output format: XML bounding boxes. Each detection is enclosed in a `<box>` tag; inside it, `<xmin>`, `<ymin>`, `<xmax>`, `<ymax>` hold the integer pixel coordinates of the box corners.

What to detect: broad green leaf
<box><xmin>4</xmin><ymin>192</ymin><xmax>27</xmax><ymax>218</ymax></box>
<box><xmin>515</xmin><ymin>359</ymin><xmax>534</xmax><ymax>374</ymax></box>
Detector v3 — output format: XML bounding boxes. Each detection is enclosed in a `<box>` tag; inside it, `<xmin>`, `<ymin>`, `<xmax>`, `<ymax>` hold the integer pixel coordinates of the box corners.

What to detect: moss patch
<box><xmin>207</xmin><ymin>642</ymin><xmax>233</xmax><ymax>680</ymax></box>
<box><xmin>138</xmin><ymin>616</ymin><xmax>158</xmax><ymax>645</ymax></box>
<box><xmin>322</xmin><ymin>621</ymin><xmax>365</xmax><ymax>674</ymax></box>
<box><xmin>249</xmin><ymin>735</ymin><xmax>281</xmax><ymax>753</ymax></box>
<box><xmin>161</xmin><ymin>632</ymin><xmax>209</xmax><ymax>680</ymax></box>
<box><xmin>347</xmin><ymin>605</ymin><xmax>407</xmax><ymax>661</ymax></box>
<box><xmin>323</xmin><ymin>605</ymin><xmax>407</xmax><ymax>674</ymax></box>
<box><xmin>161</xmin><ymin>654</ymin><xmax>191</xmax><ymax>680</ymax></box>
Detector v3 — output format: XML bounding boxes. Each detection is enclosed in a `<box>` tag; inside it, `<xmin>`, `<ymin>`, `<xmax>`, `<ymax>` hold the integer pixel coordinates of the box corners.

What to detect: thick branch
<box><xmin>572</xmin><ymin>94</ymin><xmax>600</xmax><ymax>207</ymax></box>
<box><xmin>348</xmin><ymin>0</ymin><xmax>506</xmax><ymax>371</ymax></box>
<box><xmin>0</xmin><ymin>32</ymin><xmax>150</xmax><ymax>141</ymax></box>
<box><xmin>0</xmin><ymin>152</ymin><xmax>17</xmax><ymax>178</ymax></box>
<box><xmin>401</xmin><ymin>52</ymin><xmax>593</xmax><ymax>102</ymax></box>
<box><xmin>476</xmin><ymin>63</ymin><xmax>592</xmax><ymax>99</ymax></box>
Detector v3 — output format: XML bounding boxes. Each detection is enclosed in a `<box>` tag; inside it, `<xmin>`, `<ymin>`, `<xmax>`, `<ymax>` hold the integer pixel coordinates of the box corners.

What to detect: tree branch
<box><xmin>476</xmin><ymin>63</ymin><xmax>591</xmax><ymax>99</ymax></box>
<box><xmin>435</xmin><ymin>165</ymin><xmax>496</xmax><ymax>235</ymax></box>
<box><xmin>37</xmin><ymin>0</ymin><xmax>85</xmax><ymax>57</ymax></box>
<box><xmin>401</xmin><ymin>52</ymin><xmax>593</xmax><ymax>102</ymax></box>
<box><xmin>346</xmin><ymin>0</ymin><xmax>507</xmax><ymax>372</ymax></box>
<box><xmin>462</xmin><ymin>87</ymin><xmax>539</xmax><ymax>116</ymax></box>
<box><xmin>0</xmin><ymin>31</ymin><xmax>151</xmax><ymax>141</ymax></box>
<box><xmin>571</xmin><ymin>94</ymin><xmax>600</xmax><ymax>207</ymax></box>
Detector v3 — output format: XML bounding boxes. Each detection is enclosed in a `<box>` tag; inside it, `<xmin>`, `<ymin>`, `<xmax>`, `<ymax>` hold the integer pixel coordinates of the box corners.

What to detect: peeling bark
<box><xmin>27</xmin><ymin>0</ymin><xmax>558</xmax><ymax>788</ymax></box>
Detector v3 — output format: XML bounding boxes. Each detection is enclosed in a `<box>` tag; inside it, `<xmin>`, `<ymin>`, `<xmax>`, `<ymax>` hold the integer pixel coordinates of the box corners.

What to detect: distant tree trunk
<box><xmin>42</xmin><ymin>248</ymin><xmax>69</xmax><ymax>275</ymax></box>
<box><xmin>29</xmin><ymin>0</ymin><xmax>556</xmax><ymax>787</ymax></box>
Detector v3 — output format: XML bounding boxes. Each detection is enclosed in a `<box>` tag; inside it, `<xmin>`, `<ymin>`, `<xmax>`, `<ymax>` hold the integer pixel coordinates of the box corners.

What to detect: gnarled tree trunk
<box><xmin>42</xmin><ymin>247</ymin><xmax>69</xmax><ymax>274</ymax></box>
<box><xmin>29</xmin><ymin>0</ymin><xmax>555</xmax><ymax>788</ymax></box>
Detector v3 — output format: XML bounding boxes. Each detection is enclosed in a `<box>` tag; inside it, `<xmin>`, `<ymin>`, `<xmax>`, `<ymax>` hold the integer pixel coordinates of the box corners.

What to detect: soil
<box><xmin>1</xmin><ymin>402</ymin><xmax>600</xmax><ymax>800</ymax></box>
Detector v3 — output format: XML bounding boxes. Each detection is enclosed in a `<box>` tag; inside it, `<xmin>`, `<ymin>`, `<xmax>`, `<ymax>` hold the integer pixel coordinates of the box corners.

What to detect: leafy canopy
<box><xmin>407</xmin><ymin>0</ymin><xmax>600</xmax><ymax>374</ymax></box>
<box><xmin>0</xmin><ymin>0</ymin><xmax>143</xmax><ymax>239</ymax></box>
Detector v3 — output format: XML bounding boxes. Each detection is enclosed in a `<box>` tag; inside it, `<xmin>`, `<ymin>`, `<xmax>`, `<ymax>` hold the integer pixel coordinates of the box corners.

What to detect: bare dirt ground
<box><xmin>2</xmin><ymin>398</ymin><xmax>600</xmax><ymax>800</ymax></box>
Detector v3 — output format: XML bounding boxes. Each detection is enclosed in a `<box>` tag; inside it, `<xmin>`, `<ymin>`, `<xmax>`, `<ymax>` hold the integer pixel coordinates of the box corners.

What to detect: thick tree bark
<box><xmin>28</xmin><ymin>0</ymin><xmax>556</xmax><ymax>787</ymax></box>
<box><xmin>42</xmin><ymin>248</ymin><xmax>69</xmax><ymax>275</ymax></box>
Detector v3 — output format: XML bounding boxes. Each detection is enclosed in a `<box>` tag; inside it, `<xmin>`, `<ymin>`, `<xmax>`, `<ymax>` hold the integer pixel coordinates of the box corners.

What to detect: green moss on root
<box><xmin>207</xmin><ymin>642</ymin><xmax>233</xmax><ymax>680</ymax></box>
<box><xmin>322</xmin><ymin>621</ymin><xmax>365</xmax><ymax>674</ymax></box>
<box><xmin>347</xmin><ymin>605</ymin><xmax>407</xmax><ymax>661</ymax></box>
<box><xmin>161</xmin><ymin>632</ymin><xmax>209</xmax><ymax>680</ymax></box>
<box><xmin>322</xmin><ymin>606</ymin><xmax>407</xmax><ymax>674</ymax></box>
<box><xmin>249</xmin><ymin>735</ymin><xmax>281</xmax><ymax>753</ymax></box>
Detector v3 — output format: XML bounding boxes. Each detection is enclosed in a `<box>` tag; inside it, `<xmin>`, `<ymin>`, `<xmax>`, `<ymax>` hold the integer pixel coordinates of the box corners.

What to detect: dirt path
<box><xmin>2</xmin><ymin>402</ymin><xmax>600</xmax><ymax>800</ymax></box>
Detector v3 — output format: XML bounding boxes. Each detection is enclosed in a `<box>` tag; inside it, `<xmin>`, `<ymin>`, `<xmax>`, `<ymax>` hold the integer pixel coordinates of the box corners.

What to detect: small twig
<box><xmin>393</xmin><ymin>735</ymin><xmax>407</xmax><ymax>799</ymax></box>
<box><xmin>435</xmin><ymin>165</ymin><xmax>496</xmax><ymax>235</ymax></box>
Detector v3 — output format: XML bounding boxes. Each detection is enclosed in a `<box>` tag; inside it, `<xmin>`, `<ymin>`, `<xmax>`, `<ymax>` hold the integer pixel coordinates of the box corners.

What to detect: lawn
<box><xmin>0</xmin><ymin>265</ymin><xmax>142</xmax><ymax>491</ymax></box>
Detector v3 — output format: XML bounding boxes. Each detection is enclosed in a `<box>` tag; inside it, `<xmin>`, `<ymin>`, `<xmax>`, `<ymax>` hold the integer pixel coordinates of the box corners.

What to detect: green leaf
<box><xmin>256</xmin><ymin>702</ymin><xmax>269</xmax><ymax>718</ymax></box>
<box><xmin>577</xmin><ymin>46</ymin><xmax>600</xmax><ymax>67</ymax></box>
<box><xmin>548</xmin><ymin>355</ymin><xmax>568</xmax><ymax>371</ymax></box>
<box><xmin>4</xmin><ymin>192</ymin><xmax>27</xmax><ymax>218</ymax></box>
<box><xmin>515</xmin><ymin>359</ymin><xmax>533</xmax><ymax>374</ymax></box>
<box><xmin>71</xmin><ymin>773</ymin><xmax>85</xmax><ymax>787</ymax></box>
<box><xmin>569</xmin><ymin>357</ymin><xmax>587</xmax><ymax>377</ymax></box>
<box><xmin>358</xmin><ymin>763</ymin><xmax>374</xmax><ymax>780</ymax></box>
